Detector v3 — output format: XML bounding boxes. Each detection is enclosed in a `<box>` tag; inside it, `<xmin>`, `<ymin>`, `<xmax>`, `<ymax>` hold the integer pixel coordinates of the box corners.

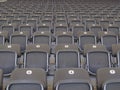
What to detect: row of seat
<box><xmin>0</xmin><ymin>12</ymin><xmax>120</xmax><ymax>20</ymax></box>
<box><xmin>1</xmin><ymin>19</ymin><xmax>120</xmax><ymax>31</ymax></box>
<box><xmin>0</xmin><ymin>0</ymin><xmax>119</xmax><ymax>12</ymax></box>
<box><xmin>0</xmin><ymin>22</ymin><xmax>120</xmax><ymax>34</ymax></box>
<box><xmin>0</xmin><ymin>67</ymin><xmax>120</xmax><ymax>90</ymax></box>
<box><xmin>1</xmin><ymin>43</ymin><xmax>120</xmax><ymax>76</ymax></box>
<box><xmin>0</xmin><ymin>30</ymin><xmax>119</xmax><ymax>52</ymax></box>
<box><xmin>0</xmin><ymin>14</ymin><xmax>120</xmax><ymax>23</ymax></box>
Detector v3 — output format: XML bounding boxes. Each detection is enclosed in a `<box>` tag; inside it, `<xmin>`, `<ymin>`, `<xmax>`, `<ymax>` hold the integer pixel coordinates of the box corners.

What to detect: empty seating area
<box><xmin>0</xmin><ymin>0</ymin><xmax>120</xmax><ymax>90</ymax></box>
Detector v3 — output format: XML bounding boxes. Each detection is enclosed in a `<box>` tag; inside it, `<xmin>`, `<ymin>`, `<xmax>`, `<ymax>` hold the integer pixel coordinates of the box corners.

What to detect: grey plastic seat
<box><xmin>69</xmin><ymin>19</ymin><xmax>81</xmax><ymax>26</ymax></box>
<box><xmin>29</xmin><ymin>15</ymin><xmax>40</xmax><ymax>21</ymax></box>
<box><xmin>93</xmin><ymin>15</ymin><xmax>102</xmax><ymax>24</ymax></box>
<box><xmin>85</xmin><ymin>19</ymin><xmax>95</xmax><ymax>30</ymax></box>
<box><xmin>55</xmin><ymin>19</ymin><xmax>67</xmax><ymax>25</ymax></box>
<box><xmin>0</xmin><ymin>18</ymin><xmax>8</xmax><ymax>26</ymax></box>
<box><xmin>90</xmin><ymin>24</ymin><xmax>103</xmax><ymax>38</ymax></box>
<box><xmin>71</xmin><ymin>24</ymin><xmax>85</xmax><ymax>37</ymax></box>
<box><xmin>82</xmin><ymin>15</ymin><xmax>90</xmax><ymax>24</ymax></box>
<box><xmin>26</xmin><ymin>19</ymin><xmax>37</xmax><ymax>26</ymax></box>
<box><xmin>97</xmin><ymin>67</ymin><xmax>120</xmax><ymax>90</ymax></box>
<box><xmin>55</xmin><ymin>31</ymin><xmax>74</xmax><ymax>44</ymax></box>
<box><xmin>37</xmin><ymin>23</ymin><xmax>51</xmax><ymax>32</ymax></box>
<box><xmin>5</xmin><ymin>15</ymin><xmax>14</xmax><ymax>22</ymax></box>
<box><xmin>6</xmin><ymin>68</ymin><xmax>46</xmax><ymax>90</ymax></box>
<box><xmin>54</xmin><ymin>68</ymin><xmax>92</xmax><ymax>90</ymax></box>
<box><xmin>107</xmin><ymin>25</ymin><xmax>119</xmax><ymax>36</ymax></box>
<box><xmin>55</xmin><ymin>15</ymin><xmax>66</xmax><ymax>20</ymax></box>
<box><xmin>26</xmin><ymin>19</ymin><xmax>37</xmax><ymax>30</ymax></box>
<box><xmin>12</xmin><ymin>19</ymin><xmax>22</xmax><ymax>26</ymax></box>
<box><xmin>0</xmin><ymin>44</ymin><xmax>21</xmax><ymax>57</ymax></box>
<box><xmin>19</xmin><ymin>24</ymin><xmax>33</xmax><ymax>36</ymax></box>
<box><xmin>41</xmin><ymin>19</ymin><xmax>53</xmax><ymax>27</ymax></box>
<box><xmin>84</xmin><ymin>44</ymin><xmax>111</xmax><ymax>75</ymax></box>
<box><xmin>24</xmin><ymin>44</ymin><xmax>50</xmax><ymax>72</ymax></box>
<box><xmin>114</xmin><ymin>19</ymin><xmax>120</xmax><ymax>27</ymax></box>
<box><xmin>10</xmin><ymin>31</ymin><xmax>29</xmax><ymax>53</ymax></box>
<box><xmin>18</xmin><ymin>15</ymin><xmax>27</xmax><ymax>22</ymax></box>
<box><xmin>77</xmin><ymin>31</ymin><xmax>96</xmax><ymax>51</ymax></box>
<box><xmin>0</xmin><ymin>45</ymin><xmax>18</xmax><ymax>75</ymax></box>
<box><xmin>99</xmin><ymin>19</ymin><xmax>110</xmax><ymax>30</ymax></box>
<box><xmin>98</xmin><ymin>31</ymin><xmax>118</xmax><ymax>51</ymax></box>
<box><xmin>54</xmin><ymin>23</ymin><xmax>68</xmax><ymax>34</ymax></box>
<box><xmin>33</xmin><ymin>31</ymin><xmax>51</xmax><ymax>45</ymax></box>
<box><xmin>55</xmin><ymin>44</ymin><xmax>80</xmax><ymax>69</ymax></box>
<box><xmin>83</xmin><ymin>44</ymin><xmax>107</xmax><ymax>56</ymax></box>
<box><xmin>2</xmin><ymin>24</ymin><xmax>14</xmax><ymax>36</ymax></box>
<box><xmin>12</xmin><ymin>19</ymin><xmax>23</xmax><ymax>30</ymax></box>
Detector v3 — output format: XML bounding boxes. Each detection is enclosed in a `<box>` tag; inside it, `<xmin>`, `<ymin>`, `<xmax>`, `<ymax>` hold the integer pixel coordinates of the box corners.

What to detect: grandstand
<box><xmin>0</xmin><ymin>0</ymin><xmax>120</xmax><ymax>90</ymax></box>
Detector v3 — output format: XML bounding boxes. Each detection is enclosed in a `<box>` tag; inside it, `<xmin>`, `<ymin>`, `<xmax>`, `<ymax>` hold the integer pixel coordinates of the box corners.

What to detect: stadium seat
<box><xmin>71</xmin><ymin>24</ymin><xmax>85</xmax><ymax>37</ymax></box>
<box><xmin>41</xmin><ymin>19</ymin><xmax>53</xmax><ymax>27</ymax></box>
<box><xmin>90</xmin><ymin>24</ymin><xmax>103</xmax><ymax>38</ymax></box>
<box><xmin>54</xmin><ymin>68</ymin><xmax>93</xmax><ymax>90</ymax></box>
<box><xmin>32</xmin><ymin>31</ymin><xmax>51</xmax><ymax>45</ymax></box>
<box><xmin>54</xmin><ymin>23</ymin><xmax>68</xmax><ymax>34</ymax></box>
<box><xmin>55</xmin><ymin>31</ymin><xmax>74</xmax><ymax>44</ymax></box>
<box><xmin>2</xmin><ymin>24</ymin><xmax>15</xmax><ymax>36</ymax></box>
<box><xmin>97</xmin><ymin>67</ymin><xmax>120</xmax><ymax>90</ymax></box>
<box><xmin>0</xmin><ymin>44</ymin><xmax>18</xmax><ymax>75</ymax></box>
<box><xmin>10</xmin><ymin>31</ymin><xmax>29</xmax><ymax>52</ymax></box>
<box><xmin>98</xmin><ymin>31</ymin><xmax>118</xmax><ymax>51</ymax></box>
<box><xmin>54</xmin><ymin>44</ymin><xmax>80</xmax><ymax>69</ymax></box>
<box><xmin>19</xmin><ymin>24</ymin><xmax>33</xmax><ymax>36</ymax></box>
<box><xmin>107</xmin><ymin>25</ymin><xmax>120</xmax><ymax>36</ymax></box>
<box><xmin>37</xmin><ymin>23</ymin><xmax>51</xmax><ymax>32</ymax></box>
<box><xmin>85</xmin><ymin>19</ymin><xmax>96</xmax><ymax>30</ymax></box>
<box><xmin>84</xmin><ymin>44</ymin><xmax>111</xmax><ymax>75</ymax></box>
<box><xmin>0</xmin><ymin>18</ymin><xmax>8</xmax><ymax>26</ymax></box>
<box><xmin>99</xmin><ymin>19</ymin><xmax>110</xmax><ymax>30</ymax></box>
<box><xmin>24</xmin><ymin>44</ymin><xmax>50</xmax><ymax>72</ymax></box>
<box><xmin>6</xmin><ymin>68</ymin><xmax>46</xmax><ymax>90</ymax></box>
<box><xmin>77</xmin><ymin>31</ymin><xmax>97</xmax><ymax>51</ymax></box>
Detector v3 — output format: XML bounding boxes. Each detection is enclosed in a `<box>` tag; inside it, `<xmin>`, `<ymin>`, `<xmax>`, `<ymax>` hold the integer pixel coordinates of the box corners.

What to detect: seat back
<box><xmin>54</xmin><ymin>68</ymin><xmax>92</xmax><ymax>90</ymax></box>
<box><xmin>97</xmin><ymin>68</ymin><xmax>120</xmax><ymax>90</ymax></box>
<box><xmin>24</xmin><ymin>44</ymin><xmax>50</xmax><ymax>71</ymax></box>
<box><xmin>55</xmin><ymin>44</ymin><xmax>80</xmax><ymax>69</ymax></box>
<box><xmin>55</xmin><ymin>31</ymin><xmax>73</xmax><ymax>44</ymax></box>
<box><xmin>33</xmin><ymin>31</ymin><xmax>51</xmax><ymax>45</ymax></box>
<box><xmin>0</xmin><ymin>50</ymin><xmax>17</xmax><ymax>75</ymax></box>
<box><xmin>10</xmin><ymin>31</ymin><xmax>28</xmax><ymax>52</ymax></box>
<box><xmin>98</xmin><ymin>31</ymin><xmax>118</xmax><ymax>51</ymax></box>
<box><xmin>6</xmin><ymin>68</ymin><xmax>46</xmax><ymax>90</ymax></box>
<box><xmin>77</xmin><ymin>31</ymin><xmax>96</xmax><ymax>50</ymax></box>
<box><xmin>87</xmin><ymin>51</ymin><xmax>111</xmax><ymax>75</ymax></box>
